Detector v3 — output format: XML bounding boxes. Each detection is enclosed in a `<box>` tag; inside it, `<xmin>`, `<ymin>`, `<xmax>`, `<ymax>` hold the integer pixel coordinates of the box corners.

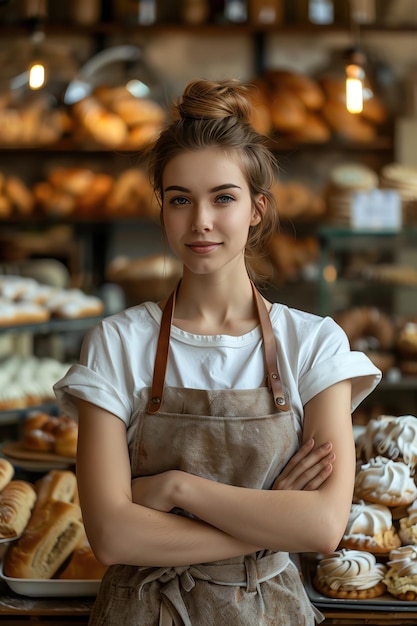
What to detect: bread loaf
<box><xmin>0</xmin><ymin>480</ymin><xmax>37</xmax><ymax>540</ymax></box>
<box><xmin>59</xmin><ymin>532</ymin><xmax>108</xmax><ymax>580</ymax></box>
<box><xmin>35</xmin><ymin>470</ymin><xmax>77</xmax><ymax>510</ymax></box>
<box><xmin>4</xmin><ymin>500</ymin><xmax>84</xmax><ymax>579</ymax></box>
<box><xmin>0</xmin><ymin>458</ymin><xmax>14</xmax><ymax>491</ymax></box>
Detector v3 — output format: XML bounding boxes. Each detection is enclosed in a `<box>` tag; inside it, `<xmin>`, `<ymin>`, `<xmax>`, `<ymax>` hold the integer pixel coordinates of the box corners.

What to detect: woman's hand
<box><xmin>272</xmin><ymin>439</ymin><xmax>335</xmax><ymax>491</ymax></box>
<box><xmin>131</xmin><ymin>471</ymin><xmax>180</xmax><ymax>512</ymax></box>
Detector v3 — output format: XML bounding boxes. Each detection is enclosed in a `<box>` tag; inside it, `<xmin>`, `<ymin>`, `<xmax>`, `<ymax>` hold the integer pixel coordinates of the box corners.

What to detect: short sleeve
<box><xmin>54</xmin><ymin>320</ymin><xmax>136</xmax><ymax>425</ymax></box>
<box><xmin>299</xmin><ymin>350</ymin><xmax>382</xmax><ymax>411</ymax></box>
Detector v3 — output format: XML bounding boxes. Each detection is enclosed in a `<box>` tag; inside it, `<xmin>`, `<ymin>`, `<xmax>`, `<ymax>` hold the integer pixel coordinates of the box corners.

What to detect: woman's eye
<box><xmin>171</xmin><ymin>196</ymin><xmax>190</xmax><ymax>206</ymax></box>
<box><xmin>216</xmin><ymin>194</ymin><xmax>234</xmax><ymax>204</ymax></box>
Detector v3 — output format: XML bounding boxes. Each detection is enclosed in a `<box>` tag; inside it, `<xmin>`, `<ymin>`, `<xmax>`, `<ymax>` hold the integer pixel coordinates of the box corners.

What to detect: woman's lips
<box><xmin>186</xmin><ymin>242</ymin><xmax>221</xmax><ymax>254</ymax></box>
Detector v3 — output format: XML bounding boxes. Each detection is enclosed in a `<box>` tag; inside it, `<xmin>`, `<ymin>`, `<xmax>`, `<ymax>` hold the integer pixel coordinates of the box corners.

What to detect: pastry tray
<box><xmin>0</xmin><ymin>564</ymin><xmax>100</xmax><ymax>597</ymax></box>
<box><xmin>302</xmin><ymin>555</ymin><xmax>417</xmax><ymax>612</ymax></box>
<box><xmin>2</xmin><ymin>441</ymin><xmax>75</xmax><ymax>471</ymax></box>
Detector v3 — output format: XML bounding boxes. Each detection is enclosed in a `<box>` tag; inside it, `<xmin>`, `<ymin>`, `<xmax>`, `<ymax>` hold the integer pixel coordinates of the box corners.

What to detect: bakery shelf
<box><xmin>0</xmin><ymin>315</ymin><xmax>104</xmax><ymax>337</ymax></box>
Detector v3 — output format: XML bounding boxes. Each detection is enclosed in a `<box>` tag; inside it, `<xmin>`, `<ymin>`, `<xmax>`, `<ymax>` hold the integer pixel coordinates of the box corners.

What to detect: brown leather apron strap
<box><xmin>252</xmin><ymin>284</ymin><xmax>289</xmax><ymax>411</ymax></box>
<box><xmin>148</xmin><ymin>285</ymin><xmax>177</xmax><ymax>414</ymax></box>
<box><xmin>148</xmin><ymin>281</ymin><xmax>289</xmax><ymax>413</ymax></box>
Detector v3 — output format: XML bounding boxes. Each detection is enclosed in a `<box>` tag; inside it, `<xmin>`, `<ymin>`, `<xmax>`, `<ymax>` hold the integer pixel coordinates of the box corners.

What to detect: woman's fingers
<box><xmin>272</xmin><ymin>440</ymin><xmax>335</xmax><ymax>491</ymax></box>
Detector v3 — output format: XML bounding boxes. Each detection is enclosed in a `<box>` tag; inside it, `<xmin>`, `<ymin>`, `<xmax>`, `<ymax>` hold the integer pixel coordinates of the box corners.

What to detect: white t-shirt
<box><xmin>54</xmin><ymin>301</ymin><xmax>381</xmax><ymax>444</ymax></box>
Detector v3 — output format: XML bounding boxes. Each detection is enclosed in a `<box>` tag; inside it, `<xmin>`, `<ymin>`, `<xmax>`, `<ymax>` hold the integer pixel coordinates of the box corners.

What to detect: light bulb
<box><xmin>346</xmin><ymin>63</ymin><xmax>364</xmax><ymax>114</ymax></box>
<box><xmin>28</xmin><ymin>62</ymin><xmax>46</xmax><ymax>90</ymax></box>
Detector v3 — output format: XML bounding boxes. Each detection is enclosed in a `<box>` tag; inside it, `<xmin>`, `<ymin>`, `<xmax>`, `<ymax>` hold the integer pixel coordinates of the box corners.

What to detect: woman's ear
<box><xmin>250</xmin><ymin>194</ymin><xmax>266</xmax><ymax>226</ymax></box>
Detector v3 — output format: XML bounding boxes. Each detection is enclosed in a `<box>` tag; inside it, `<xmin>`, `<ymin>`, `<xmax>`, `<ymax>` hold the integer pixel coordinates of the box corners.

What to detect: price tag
<box><xmin>351</xmin><ymin>189</ymin><xmax>402</xmax><ymax>231</ymax></box>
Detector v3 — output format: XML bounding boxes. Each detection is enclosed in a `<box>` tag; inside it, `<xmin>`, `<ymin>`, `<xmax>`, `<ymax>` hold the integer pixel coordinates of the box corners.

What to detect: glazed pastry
<box><xmin>356</xmin><ymin>414</ymin><xmax>417</xmax><ymax>469</ymax></box>
<box><xmin>313</xmin><ymin>549</ymin><xmax>387</xmax><ymax>599</ymax></box>
<box><xmin>354</xmin><ymin>456</ymin><xmax>417</xmax><ymax>507</ymax></box>
<box><xmin>384</xmin><ymin>545</ymin><xmax>417</xmax><ymax>600</ymax></box>
<box><xmin>339</xmin><ymin>500</ymin><xmax>401</xmax><ymax>553</ymax></box>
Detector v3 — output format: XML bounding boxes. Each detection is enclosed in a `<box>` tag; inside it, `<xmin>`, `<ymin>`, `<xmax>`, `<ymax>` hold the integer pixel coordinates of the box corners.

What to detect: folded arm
<box><xmin>77</xmin><ymin>379</ymin><xmax>354</xmax><ymax>567</ymax></box>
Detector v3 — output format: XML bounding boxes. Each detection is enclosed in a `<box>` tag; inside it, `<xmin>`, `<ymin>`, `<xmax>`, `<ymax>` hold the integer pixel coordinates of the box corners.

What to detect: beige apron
<box><xmin>89</xmin><ymin>284</ymin><xmax>324</xmax><ymax>625</ymax></box>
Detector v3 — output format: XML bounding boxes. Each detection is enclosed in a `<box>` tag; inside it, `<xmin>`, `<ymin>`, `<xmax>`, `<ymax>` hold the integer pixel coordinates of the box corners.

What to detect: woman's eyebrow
<box><xmin>164</xmin><ymin>184</ymin><xmax>241</xmax><ymax>193</ymax></box>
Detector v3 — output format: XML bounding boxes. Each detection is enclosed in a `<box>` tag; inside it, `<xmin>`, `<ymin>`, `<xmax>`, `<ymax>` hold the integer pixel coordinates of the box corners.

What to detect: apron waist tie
<box><xmin>135</xmin><ymin>551</ymin><xmax>290</xmax><ymax>626</ymax></box>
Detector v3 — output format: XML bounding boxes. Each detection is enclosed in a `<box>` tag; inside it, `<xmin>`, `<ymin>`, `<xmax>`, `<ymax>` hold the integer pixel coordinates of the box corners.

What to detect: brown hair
<box><xmin>147</xmin><ymin>78</ymin><xmax>279</xmax><ymax>279</ymax></box>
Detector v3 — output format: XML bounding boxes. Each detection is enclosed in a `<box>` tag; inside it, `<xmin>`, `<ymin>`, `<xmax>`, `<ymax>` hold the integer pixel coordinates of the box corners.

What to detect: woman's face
<box><xmin>161</xmin><ymin>148</ymin><xmax>262</xmax><ymax>277</ymax></box>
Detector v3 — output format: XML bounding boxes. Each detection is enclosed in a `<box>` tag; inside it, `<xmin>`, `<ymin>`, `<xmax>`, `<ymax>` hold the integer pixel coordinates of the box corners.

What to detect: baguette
<box><xmin>0</xmin><ymin>480</ymin><xmax>36</xmax><ymax>540</ymax></box>
<box><xmin>0</xmin><ymin>458</ymin><xmax>14</xmax><ymax>491</ymax></box>
<box><xmin>4</xmin><ymin>500</ymin><xmax>84</xmax><ymax>579</ymax></box>
<box><xmin>34</xmin><ymin>470</ymin><xmax>77</xmax><ymax>510</ymax></box>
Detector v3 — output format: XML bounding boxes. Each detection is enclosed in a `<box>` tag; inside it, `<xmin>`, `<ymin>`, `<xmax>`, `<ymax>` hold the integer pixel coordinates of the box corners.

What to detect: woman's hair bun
<box><xmin>176</xmin><ymin>78</ymin><xmax>253</xmax><ymax>123</ymax></box>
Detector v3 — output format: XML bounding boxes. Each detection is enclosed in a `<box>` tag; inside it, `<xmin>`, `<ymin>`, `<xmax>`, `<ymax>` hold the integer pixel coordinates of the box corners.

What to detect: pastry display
<box><xmin>339</xmin><ymin>500</ymin><xmax>401</xmax><ymax>554</ymax></box>
<box><xmin>384</xmin><ymin>545</ymin><xmax>417</xmax><ymax>600</ymax></box>
<box><xmin>0</xmin><ymin>357</ymin><xmax>71</xmax><ymax>411</ymax></box>
<box><xmin>313</xmin><ymin>549</ymin><xmax>387</xmax><ymax>599</ymax></box>
<box><xmin>0</xmin><ymin>275</ymin><xmax>105</xmax><ymax>324</ymax></box>
<box><xmin>354</xmin><ymin>456</ymin><xmax>417</xmax><ymax>508</ymax></box>
<box><xmin>355</xmin><ymin>414</ymin><xmax>417</xmax><ymax>470</ymax></box>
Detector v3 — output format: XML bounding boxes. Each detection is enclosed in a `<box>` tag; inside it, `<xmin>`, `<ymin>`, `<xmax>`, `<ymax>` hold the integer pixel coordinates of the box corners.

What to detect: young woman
<box><xmin>55</xmin><ymin>78</ymin><xmax>381</xmax><ymax>625</ymax></box>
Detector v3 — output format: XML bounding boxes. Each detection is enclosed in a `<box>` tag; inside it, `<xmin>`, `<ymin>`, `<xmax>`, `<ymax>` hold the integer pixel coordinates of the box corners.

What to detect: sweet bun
<box><xmin>54</xmin><ymin>422</ymin><xmax>78</xmax><ymax>458</ymax></box>
<box><xmin>384</xmin><ymin>545</ymin><xmax>417</xmax><ymax>600</ymax></box>
<box><xmin>313</xmin><ymin>549</ymin><xmax>387</xmax><ymax>599</ymax></box>
<box><xmin>354</xmin><ymin>456</ymin><xmax>417</xmax><ymax>508</ymax></box>
<box><xmin>334</xmin><ymin>307</ymin><xmax>395</xmax><ymax>351</ymax></box>
<box><xmin>339</xmin><ymin>500</ymin><xmax>401</xmax><ymax>554</ymax></box>
<box><xmin>23</xmin><ymin>428</ymin><xmax>55</xmax><ymax>452</ymax></box>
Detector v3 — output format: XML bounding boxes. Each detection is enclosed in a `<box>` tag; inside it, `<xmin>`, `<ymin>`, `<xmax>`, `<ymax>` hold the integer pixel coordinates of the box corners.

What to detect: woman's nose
<box><xmin>191</xmin><ymin>204</ymin><xmax>212</xmax><ymax>232</ymax></box>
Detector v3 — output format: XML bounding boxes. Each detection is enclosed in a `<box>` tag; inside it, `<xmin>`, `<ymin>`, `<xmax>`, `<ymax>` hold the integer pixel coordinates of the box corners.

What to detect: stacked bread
<box><xmin>248</xmin><ymin>68</ymin><xmax>388</xmax><ymax>143</ymax></box>
<box><xmin>3</xmin><ymin>469</ymin><xmax>107</xmax><ymax>580</ymax></box>
<box><xmin>32</xmin><ymin>165</ymin><xmax>157</xmax><ymax>218</ymax></box>
<box><xmin>72</xmin><ymin>85</ymin><xmax>166</xmax><ymax>149</ymax></box>
<box><xmin>312</xmin><ymin>414</ymin><xmax>417</xmax><ymax>602</ymax></box>
<box><xmin>0</xmin><ymin>92</ymin><xmax>70</xmax><ymax>147</ymax></box>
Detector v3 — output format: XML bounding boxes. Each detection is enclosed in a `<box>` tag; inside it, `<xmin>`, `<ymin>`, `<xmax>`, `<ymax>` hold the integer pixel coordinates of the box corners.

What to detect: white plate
<box><xmin>0</xmin><ymin>535</ymin><xmax>21</xmax><ymax>544</ymax></box>
<box><xmin>0</xmin><ymin>563</ymin><xmax>101</xmax><ymax>597</ymax></box>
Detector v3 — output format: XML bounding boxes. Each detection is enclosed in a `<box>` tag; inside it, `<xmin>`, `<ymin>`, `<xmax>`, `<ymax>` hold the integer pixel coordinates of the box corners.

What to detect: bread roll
<box><xmin>265</xmin><ymin>70</ymin><xmax>325</xmax><ymax>110</ymax></box>
<box><xmin>59</xmin><ymin>532</ymin><xmax>108</xmax><ymax>580</ymax></box>
<box><xmin>269</xmin><ymin>91</ymin><xmax>307</xmax><ymax>132</ymax></box>
<box><xmin>0</xmin><ymin>480</ymin><xmax>37</xmax><ymax>540</ymax></box>
<box><xmin>4</xmin><ymin>500</ymin><xmax>84</xmax><ymax>579</ymax></box>
<box><xmin>0</xmin><ymin>458</ymin><xmax>14</xmax><ymax>491</ymax></box>
<box><xmin>35</xmin><ymin>470</ymin><xmax>77</xmax><ymax>510</ymax></box>
<box><xmin>54</xmin><ymin>424</ymin><xmax>78</xmax><ymax>458</ymax></box>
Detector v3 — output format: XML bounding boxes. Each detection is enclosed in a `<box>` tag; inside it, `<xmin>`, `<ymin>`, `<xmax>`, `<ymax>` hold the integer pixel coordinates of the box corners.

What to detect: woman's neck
<box><xmin>170</xmin><ymin>272</ymin><xmax>267</xmax><ymax>336</ymax></box>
